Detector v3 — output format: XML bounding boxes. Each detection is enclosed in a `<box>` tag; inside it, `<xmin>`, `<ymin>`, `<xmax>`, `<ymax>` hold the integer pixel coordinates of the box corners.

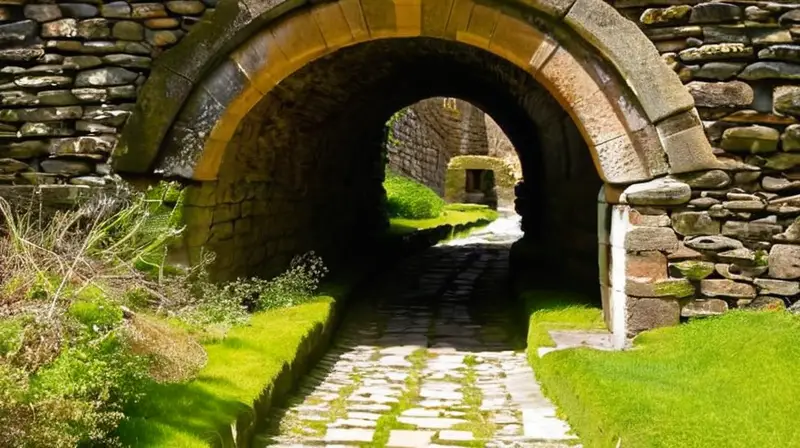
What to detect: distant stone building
<box><xmin>385</xmin><ymin>98</ymin><xmax>521</xmax><ymax>208</ymax></box>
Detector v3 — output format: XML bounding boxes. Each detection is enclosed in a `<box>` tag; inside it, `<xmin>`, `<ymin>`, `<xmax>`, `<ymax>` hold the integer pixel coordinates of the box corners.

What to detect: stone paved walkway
<box><xmin>257</xmin><ymin>212</ymin><xmax>578</xmax><ymax>447</ymax></box>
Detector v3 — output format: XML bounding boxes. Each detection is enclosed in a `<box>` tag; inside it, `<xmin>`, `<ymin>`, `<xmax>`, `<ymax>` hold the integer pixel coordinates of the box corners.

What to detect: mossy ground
<box><xmin>522</xmin><ymin>289</ymin><xmax>800</xmax><ymax>448</ymax></box>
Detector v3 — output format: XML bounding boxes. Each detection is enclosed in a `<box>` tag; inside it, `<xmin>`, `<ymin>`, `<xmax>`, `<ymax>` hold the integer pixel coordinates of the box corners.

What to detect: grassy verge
<box><xmin>388</xmin><ymin>204</ymin><xmax>499</xmax><ymax>236</ymax></box>
<box><xmin>522</xmin><ymin>290</ymin><xmax>800</xmax><ymax>447</ymax></box>
<box><xmin>521</xmin><ymin>290</ymin><xmax>605</xmax><ymax>351</ymax></box>
<box><xmin>117</xmin><ymin>286</ymin><xmax>348</xmax><ymax>447</ymax></box>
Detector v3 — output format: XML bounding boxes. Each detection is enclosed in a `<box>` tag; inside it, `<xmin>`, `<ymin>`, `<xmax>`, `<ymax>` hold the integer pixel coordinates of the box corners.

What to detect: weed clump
<box><xmin>0</xmin><ymin>182</ymin><xmax>330</xmax><ymax>446</ymax></box>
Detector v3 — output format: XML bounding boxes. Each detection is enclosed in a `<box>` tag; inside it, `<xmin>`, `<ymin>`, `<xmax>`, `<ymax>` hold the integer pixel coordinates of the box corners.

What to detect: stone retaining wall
<box><xmin>0</xmin><ymin>0</ymin><xmax>211</xmax><ymax>191</ymax></box>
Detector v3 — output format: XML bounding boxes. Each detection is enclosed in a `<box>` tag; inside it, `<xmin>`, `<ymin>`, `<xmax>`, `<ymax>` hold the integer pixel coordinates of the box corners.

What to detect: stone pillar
<box><xmin>608</xmin><ymin>203</ymin><xmax>630</xmax><ymax>349</ymax></box>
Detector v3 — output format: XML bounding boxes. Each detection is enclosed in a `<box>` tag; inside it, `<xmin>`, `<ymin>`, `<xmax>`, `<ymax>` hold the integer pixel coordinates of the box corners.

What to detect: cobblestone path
<box><xmin>257</xmin><ymin>214</ymin><xmax>578</xmax><ymax>447</ymax></box>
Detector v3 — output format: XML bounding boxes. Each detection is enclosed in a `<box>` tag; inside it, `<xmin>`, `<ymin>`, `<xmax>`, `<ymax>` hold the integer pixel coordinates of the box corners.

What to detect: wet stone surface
<box><xmin>256</xmin><ymin>216</ymin><xmax>578</xmax><ymax>447</ymax></box>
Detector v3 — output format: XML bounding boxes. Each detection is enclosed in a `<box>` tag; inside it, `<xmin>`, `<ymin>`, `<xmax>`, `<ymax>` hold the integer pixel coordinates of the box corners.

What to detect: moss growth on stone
<box><xmin>670</xmin><ymin>260</ymin><xmax>715</xmax><ymax>280</ymax></box>
<box><xmin>652</xmin><ymin>279</ymin><xmax>696</xmax><ymax>298</ymax></box>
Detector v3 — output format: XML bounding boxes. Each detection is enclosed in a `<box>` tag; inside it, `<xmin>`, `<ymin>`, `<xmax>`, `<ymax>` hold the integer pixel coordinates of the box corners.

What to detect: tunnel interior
<box><xmin>179</xmin><ymin>36</ymin><xmax>602</xmax><ymax>296</ymax></box>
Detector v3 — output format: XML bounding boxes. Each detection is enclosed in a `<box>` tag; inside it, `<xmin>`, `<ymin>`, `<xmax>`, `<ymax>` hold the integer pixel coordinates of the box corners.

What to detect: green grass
<box><xmin>384</xmin><ymin>171</ymin><xmax>445</xmax><ymax>219</ymax></box>
<box><xmin>116</xmin><ymin>289</ymin><xmax>345</xmax><ymax>447</ymax></box>
<box><xmin>522</xmin><ymin>290</ymin><xmax>605</xmax><ymax>350</ymax></box>
<box><xmin>388</xmin><ymin>204</ymin><xmax>499</xmax><ymax>236</ymax></box>
<box><xmin>523</xmin><ymin>290</ymin><xmax>800</xmax><ymax>448</ymax></box>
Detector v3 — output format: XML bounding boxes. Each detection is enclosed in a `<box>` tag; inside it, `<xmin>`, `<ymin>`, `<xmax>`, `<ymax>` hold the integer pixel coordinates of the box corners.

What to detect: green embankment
<box><xmin>118</xmin><ymin>289</ymin><xmax>344</xmax><ymax>447</ymax></box>
<box><xmin>389</xmin><ymin>203</ymin><xmax>498</xmax><ymax>236</ymax></box>
<box><xmin>522</xmin><ymin>289</ymin><xmax>800</xmax><ymax>448</ymax></box>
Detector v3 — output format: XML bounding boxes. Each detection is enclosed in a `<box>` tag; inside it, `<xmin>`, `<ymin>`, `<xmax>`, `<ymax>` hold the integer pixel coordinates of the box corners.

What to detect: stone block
<box><xmin>622</xmin><ymin>177</ymin><xmax>691</xmax><ymax>206</ymax></box>
<box><xmin>166</xmin><ymin>1</ymin><xmax>206</xmax><ymax>15</ymax></box>
<box><xmin>629</xmin><ymin>208</ymin><xmax>671</xmax><ymax>226</ymax></box>
<box><xmin>746</xmin><ymin>296</ymin><xmax>786</xmax><ymax>310</ymax></box>
<box><xmin>626</xmin><ymin>278</ymin><xmax>695</xmax><ymax>298</ymax></box>
<box><xmin>625</xmin><ymin>226</ymin><xmax>679</xmax><ymax>252</ymax></box>
<box><xmin>739</xmin><ymin>61</ymin><xmax>800</xmax><ymax>80</ymax></box>
<box><xmin>689</xmin><ymin>2</ymin><xmax>741</xmax><ymax>24</ymax></box>
<box><xmin>774</xmin><ymin>85</ymin><xmax>800</xmax><ymax>117</ymax></box>
<box><xmin>59</xmin><ymin>4</ymin><xmax>99</xmax><ymax>18</ymax></box>
<box><xmin>720</xmin><ymin>125</ymin><xmax>779</xmax><ymax>154</ymax></box>
<box><xmin>183</xmin><ymin>205</ymin><xmax>213</xmax><ymax>230</ymax></box>
<box><xmin>208</xmin><ymin>221</ymin><xmax>233</xmax><ymax>243</ymax></box>
<box><xmin>684</xmin><ymin>234</ymin><xmax>743</xmax><ymax>251</ymax></box>
<box><xmin>640</xmin><ymin>5</ymin><xmax>692</xmax><ymax>25</ymax></box>
<box><xmin>759</xmin><ymin>45</ymin><xmax>800</xmax><ymax>63</ymax></box>
<box><xmin>669</xmin><ymin>260</ymin><xmax>715</xmax><ymax>279</ymax></box>
<box><xmin>75</xmin><ymin>67</ymin><xmax>138</xmax><ymax>87</ymax></box>
<box><xmin>671</xmin><ymin>211</ymin><xmax>720</xmax><ymax>236</ymax></box>
<box><xmin>627</xmin><ymin>297</ymin><xmax>680</xmax><ymax>335</ymax></box>
<box><xmin>25</xmin><ymin>4</ymin><xmax>62</xmax><ymax>22</ymax></box>
<box><xmin>681</xmin><ymin>299</ymin><xmax>728</xmax><ymax>317</ymax></box>
<box><xmin>42</xmin><ymin>18</ymin><xmax>78</xmax><ymax>38</ymax></box>
<box><xmin>40</xmin><ymin>159</ymin><xmax>93</xmax><ymax>176</ymax></box>
<box><xmin>680</xmin><ymin>43</ymin><xmax>753</xmax><ymax>62</ymax></box>
<box><xmin>769</xmin><ymin>244</ymin><xmax>800</xmax><ymax>279</ymax></box>
<box><xmin>722</xmin><ymin>220</ymin><xmax>781</xmax><ymax>240</ymax></box>
<box><xmin>700</xmin><ymin>279</ymin><xmax>756</xmax><ymax>298</ymax></box>
<box><xmin>686</xmin><ymin>80</ymin><xmax>752</xmax><ymax>108</ymax></box>
<box><xmin>655</xmin><ymin>109</ymin><xmax>721</xmax><ymax>174</ymax></box>
<box><xmin>674</xmin><ymin>169</ymin><xmax>730</xmax><ymax>188</ymax></box>
<box><xmin>754</xmin><ymin>278</ymin><xmax>800</xmax><ymax>296</ymax></box>
<box><xmin>626</xmin><ymin>251</ymin><xmax>668</xmax><ymax>282</ymax></box>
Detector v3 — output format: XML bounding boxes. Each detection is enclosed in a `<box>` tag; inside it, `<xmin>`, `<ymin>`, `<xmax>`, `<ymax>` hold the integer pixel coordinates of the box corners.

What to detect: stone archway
<box><xmin>112</xmin><ymin>0</ymin><xmax>718</xmax><ymax>181</ymax></box>
<box><xmin>109</xmin><ymin>0</ymin><xmax>726</xmax><ymax>345</ymax></box>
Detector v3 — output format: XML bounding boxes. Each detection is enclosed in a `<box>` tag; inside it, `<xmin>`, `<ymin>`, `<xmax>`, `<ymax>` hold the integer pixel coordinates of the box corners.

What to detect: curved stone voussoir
<box><xmin>564</xmin><ymin>0</ymin><xmax>695</xmax><ymax>123</ymax></box>
<box><xmin>112</xmin><ymin>0</ymin><xmax>306</xmax><ymax>174</ymax></box>
<box><xmin>595</xmin><ymin>135</ymin><xmax>652</xmax><ymax>185</ymax></box>
<box><xmin>655</xmin><ymin>109</ymin><xmax>722</xmax><ymax>174</ymax></box>
<box><xmin>157</xmin><ymin>60</ymin><xmax>250</xmax><ymax>179</ymax></box>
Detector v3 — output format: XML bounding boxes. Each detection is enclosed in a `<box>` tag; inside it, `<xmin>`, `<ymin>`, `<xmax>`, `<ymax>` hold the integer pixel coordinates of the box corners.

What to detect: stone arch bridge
<box><xmin>3</xmin><ymin>0</ymin><xmax>800</xmax><ymax>343</ymax></box>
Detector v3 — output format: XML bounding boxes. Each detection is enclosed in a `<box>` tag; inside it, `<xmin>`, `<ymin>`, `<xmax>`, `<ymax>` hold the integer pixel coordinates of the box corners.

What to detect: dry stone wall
<box><xmin>605</xmin><ymin>0</ymin><xmax>800</xmax><ymax>334</ymax></box>
<box><xmin>615</xmin><ymin>171</ymin><xmax>800</xmax><ymax>336</ymax></box>
<box><xmin>0</xmin><ymin>0</ymin><xmax>211</xmax><ymax>203</ymax></box>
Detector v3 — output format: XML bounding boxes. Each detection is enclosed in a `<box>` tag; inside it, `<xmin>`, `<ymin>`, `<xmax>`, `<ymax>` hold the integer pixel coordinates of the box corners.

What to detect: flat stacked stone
<box><xmin>0</xmin><ymin>0</ymin><xmax>208</xmax><ymax>195</ymax></box>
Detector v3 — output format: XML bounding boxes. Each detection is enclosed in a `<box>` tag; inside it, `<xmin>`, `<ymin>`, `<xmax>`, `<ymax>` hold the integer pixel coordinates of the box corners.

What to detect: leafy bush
<box><xmin>253</xmin><ymin>251</ymin><xmax>328</xmax><ymax>311</ymax></box>
<box><xmin>0</xmin><ymin>317</ymin><xmax>24</xmax><ymax>357</ymax></box>
<box><xmin>0</xmin><ymin>181</ymin><xmax>334</xmax><ymax>445</ymax></box>
<box><xmin>68</xmin><ymin>298</ymin><xmax>124</xmax><ymax>331</ymax></box>
<box><xmin>384</xmin><ymin>170</ymin><xmax>445</xmax><ymax>219</ymax></box>
<box><xmin>184</xmin><ymin>252</ymin><xmax>329</xmax><ymax>329</ymax></box>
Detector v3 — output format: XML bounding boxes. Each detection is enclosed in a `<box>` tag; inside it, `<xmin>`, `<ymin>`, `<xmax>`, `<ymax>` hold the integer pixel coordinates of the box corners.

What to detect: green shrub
<box><xmin>34</xmin><ymin>333</ymin><xmax>149</xmax><ymax>406</ymax></box>
<box><xmin>68</xmin><ymin>299</ymin><xmax>123</xmax><ymax>331</ymax></box>
<box><xmin>384</xmin><ymin>170</ymin><xmax>445</xmax><ymax>219</ymax></box>
<box><xmin>183</xmin><ymin>252</ymin><xmax>329</xmax><ymax>332</ymax></box>
<box><xmin>253</xmin><ymin>251</ymin><xmax>328</xmax><ymax>311</ymax></box>
<box><xmin>0</xmin><ymin>317</ymin><xmax>24</xmax><ymax>357</ymax></box>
